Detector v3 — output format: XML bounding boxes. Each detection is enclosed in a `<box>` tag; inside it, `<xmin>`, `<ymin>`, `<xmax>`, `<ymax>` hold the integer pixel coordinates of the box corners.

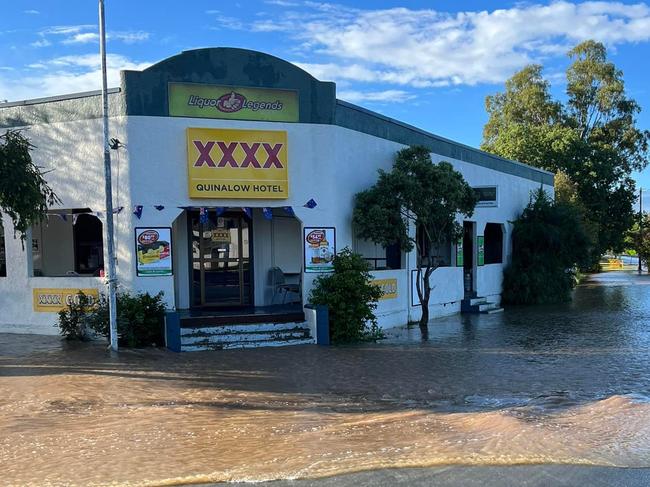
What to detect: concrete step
<box><xmin>485</xmin><ymin>307</ymin><xmax>504</xmax><ymax>314</ymax></box>
<box><xmin>180</xmin><ymin>322</ymin><xmax>306</xmax><ymax>336</ymax></box>
<box><xmin>182</xmin><ymin>337</ymin><xmax>315</xmax><ymax>352</ymax></box>
<box><xmin>181</xmin><ymin>328</ymin><xmax>310</xmax><ymax>345</ymax></box>
<box><xmin>462</xmin><ymin>297</ymin><xmax>504</xmax><ymax>314</ymax></box>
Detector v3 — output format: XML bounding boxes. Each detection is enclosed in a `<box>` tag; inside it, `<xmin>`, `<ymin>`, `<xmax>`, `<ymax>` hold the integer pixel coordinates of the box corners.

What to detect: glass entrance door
<box><xmin>190</xmin><ymin>211</ymin><xmax>252</xmax><ymax>307</ymax></box>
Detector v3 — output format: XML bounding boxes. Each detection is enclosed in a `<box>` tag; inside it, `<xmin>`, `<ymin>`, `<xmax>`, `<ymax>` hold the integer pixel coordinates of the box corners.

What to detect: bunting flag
<box><xmin>58</xmin><ymin>214</ymin><xmax>68</xmax><ymax>222</ymax></box>
<box><xmin>242</xmin><ymin>207</ymin><xmax>252</xmax><ymax>219</ymax></box>
<box><xmin>262</xmin><ymin>207</ymin><xmax>273</xmax><ymax>220</ymax></box>
<box><xmin>282</xmin><ymin>206</ymin><xmax>295</xmax><ymax>216</ymax></box>
<box><xmin>95</xmin><ymin>211</ymin><xmax>104</xmax><ymax>219</ymax></box>
<box><xmin>133</xmin><ymin>205</ymin><xmax>144</xmax><ymax>220</ymax></box>
<box><xmin>215</xmin><ymin>207</ymin><xmax>226</xmax><ymax>217</ymax></box>
<box><xmin>154</xmin><ymin>205</ymin><xmax>165</xmax><ymax>211</ymax></box>
<box><xmin>303</xmin><ymin>198</ymin><xmax>317</xmax><ymax>209</ymax></box>
<box><xmin>112</xmin><ymin>206</ymin><xmax>124</xmax><ymax>214</ymax></box>
<box><xmin>199</xmin><ymin>207</ymin><xmax>209</xmax><ymax>224</ymax></box>
<box><xmin>72</xmin><ymin>214</ymin><xmax>79</xmax><ymax>226</ymax></box>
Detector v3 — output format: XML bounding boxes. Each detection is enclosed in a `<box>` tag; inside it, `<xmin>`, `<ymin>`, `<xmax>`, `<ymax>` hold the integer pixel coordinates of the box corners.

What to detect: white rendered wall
<box><xmin>0</xmin><ymin>115</ymin><xmax>552</xmax><ymax>334</ymax></box>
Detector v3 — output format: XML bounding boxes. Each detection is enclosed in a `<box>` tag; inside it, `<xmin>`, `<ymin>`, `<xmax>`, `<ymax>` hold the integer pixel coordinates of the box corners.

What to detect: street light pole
<box><xmin>639</xmin><ymin>188</ymin><xmax>643</xmax><ymax>275</ymax></box>
<box><xmin>99</xmin><ymin>0</ymin><xmax>118</xmax><ymax>351</ymax></box>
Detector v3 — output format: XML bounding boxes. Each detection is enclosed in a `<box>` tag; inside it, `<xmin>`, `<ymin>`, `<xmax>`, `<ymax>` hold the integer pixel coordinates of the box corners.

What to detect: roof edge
<box><xmin>0</xmin><ymin>88</ymin><xmax>121</xmax><ymax>109</ymax></box>
<box><xmin>336</xmin><ymin>99</ymin><xmax>554</xmax><ymax>180</ymax></box>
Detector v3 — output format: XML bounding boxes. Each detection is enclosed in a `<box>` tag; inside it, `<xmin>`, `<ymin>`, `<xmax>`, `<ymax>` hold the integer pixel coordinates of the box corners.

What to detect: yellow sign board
<box><xmin>187</xmin><ymin>128</ymin><xmax>289</xmax><ymax>199</ymax></box>
<box><xmin>33</xmin><ymin>288</ymin><xmax>100</xmax><ymax>313</ymax></box>
<box><xmin>169</xmin><ymin>83</ymin><xmax>299</xmax><ymax>122</ymax></box>
<box><xmin>372</xmin><ymin>278</ymin><xmax>398</xmax><ymax>300</ymax></box>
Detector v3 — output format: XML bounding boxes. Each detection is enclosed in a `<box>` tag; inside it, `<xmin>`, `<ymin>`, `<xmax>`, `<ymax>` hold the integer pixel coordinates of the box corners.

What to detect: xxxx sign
<box><xmin>187</xmin><ymin>128</ymin><xmax>288</xmax><ymax>199</ymax></box>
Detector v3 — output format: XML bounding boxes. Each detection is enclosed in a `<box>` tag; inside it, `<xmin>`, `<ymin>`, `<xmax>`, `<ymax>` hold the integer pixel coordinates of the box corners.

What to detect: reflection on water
<box><xmin>1</xmin><ymin>271</ymin><xmax>650</xmax><ymax>486</ymax></box>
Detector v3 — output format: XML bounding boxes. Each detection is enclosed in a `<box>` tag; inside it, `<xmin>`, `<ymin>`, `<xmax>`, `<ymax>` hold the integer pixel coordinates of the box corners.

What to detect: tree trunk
<box><xmin>417</xmin><ymin>265</ymin><xmax>434</xmax><ymax>340</ymax></box>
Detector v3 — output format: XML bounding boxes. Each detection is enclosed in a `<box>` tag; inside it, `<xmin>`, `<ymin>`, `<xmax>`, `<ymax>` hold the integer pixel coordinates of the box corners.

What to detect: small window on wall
<box><xmin>474</xmin><ymin>186</ymin><xmax>498</xmax><ymax>207</ymax></box>
<box><xmin>484</xmin><ymin>223</ymin><xmax>504</xmax><ymax>264</ymax></box>
<box><xmin>32</xmin><ymin>210</ymin><xmax>104</xmax><ymax>277</ymax></box>
<box><xmin>0</xmin><ymin>220</ymin><xmax>6</xmax><ymax>277</ymax></box>
<box><xmin>353</xmin><ymin>236</ymin><xmax>402</xmax><ymax>270</ymax></box>
<box><xmin>416</xmin><ymin>226</ymin><xmax>451</xmax><ymax>267</ymax></box>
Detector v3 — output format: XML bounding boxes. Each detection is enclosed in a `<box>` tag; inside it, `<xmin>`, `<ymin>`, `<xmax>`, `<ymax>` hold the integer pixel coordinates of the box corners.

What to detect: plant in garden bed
<box><xmin>309</xmin><ymin>247</ymin><xmax>384</xmax><ymax>344</ymax></box>
<box><xmin>56</xmin><ymin>290</ymin><xmax>166</xmax><ymax>347</ymax></box>
<box><xmin>56</xmin><ymin>291</ymin><xmax>94</xmax><ymax>341</ymax></box>
<box><xmin>88</xmin><ymin>291</ymin><xmax>166</xmax><ymax>348</ymax></box>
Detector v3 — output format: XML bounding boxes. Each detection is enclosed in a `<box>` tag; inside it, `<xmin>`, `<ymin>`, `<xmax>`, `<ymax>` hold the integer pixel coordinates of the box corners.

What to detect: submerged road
<box><xmin>1</xmin><ymin>271</ymin><xmax>649</xmax><ymax>486</ymax></box>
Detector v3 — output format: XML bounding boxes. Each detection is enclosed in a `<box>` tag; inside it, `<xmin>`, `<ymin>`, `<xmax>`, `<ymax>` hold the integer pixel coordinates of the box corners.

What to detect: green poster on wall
<box><xmin>477</xmin><ymin>235</ymin><xmax>485</xmax><ymax>266</ymax></box>
<box><xmin>456</xmin><ymin>239</ymin><xmax>464</xmax><ymax>267</ymax></box>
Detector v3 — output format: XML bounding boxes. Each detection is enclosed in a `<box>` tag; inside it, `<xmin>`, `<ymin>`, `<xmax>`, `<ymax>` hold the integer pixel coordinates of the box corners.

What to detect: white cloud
<box><xmin>24</xmin><ymin>9</ymin><xmax>40</xmax><ymax>15</ymax></box>
<box><xmin>337</xmin><ymin>89</ymin><xmax>415</xmax><ymax>103</ymax></box>
<box><xmin>39</xmin><ymin>25</ymin><xmax>149</xmax><ymax>45</ymax></box>
<box><xmin>0</xmin><ymin>54</ymin><xmax>152</xmax><ymax>102</ymax></box>
<box><xmin>30</xmin><ymin>38</ymin><xmax>52</xmax><ymax>48</ymax></box>
<box><xmin>62</xmin><ymin>32</ymin><xmax>99</xmax><ymax>44</ymax></box>
<box><xmin>250</xmin><ymin>1</ymin><xmax>650</xmax><ymax>87</ymax></box>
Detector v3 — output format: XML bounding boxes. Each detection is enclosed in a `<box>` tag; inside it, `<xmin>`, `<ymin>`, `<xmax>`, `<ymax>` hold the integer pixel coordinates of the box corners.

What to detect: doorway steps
<box><xmin>179</xmin><ymin>321</ymin><xmax>314</xmax><ymax>351</ymax></box>
<box><xmin>461</xmin><ymin>296</ymin><xmax>504</xmax><ymax>314</ymax></box>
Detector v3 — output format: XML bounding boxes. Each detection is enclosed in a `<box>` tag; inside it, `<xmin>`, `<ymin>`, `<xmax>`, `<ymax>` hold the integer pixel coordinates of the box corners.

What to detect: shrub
<box><xmin>502</xmin><ymin>189</ymin><xmax>592</xmax><ymax>304</ymax></box>
<box><xmin>88</xmin><ymin>291</ymin><xmax>166</xmax><ymax>348</ymax></box>
<box><xmin>308</xmin><ymin>247</ymin><xmax>384</xmax><ymax>344</ymax></box>
<box><xmin>56</xmin><ymin>291</ymin><xmax>94</xmax><ymax>340</ymax></box>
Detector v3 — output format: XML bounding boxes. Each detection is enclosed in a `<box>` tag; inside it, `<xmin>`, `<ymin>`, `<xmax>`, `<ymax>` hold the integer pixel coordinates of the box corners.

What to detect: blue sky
<box><xmin>1</xmin><ymin>0</ymin><xmax>650</xmax><ymax>194</ymax></box>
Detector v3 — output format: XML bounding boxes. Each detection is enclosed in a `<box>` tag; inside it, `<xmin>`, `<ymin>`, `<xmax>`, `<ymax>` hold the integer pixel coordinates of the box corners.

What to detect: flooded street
<box><xmin>1</xmin><ymin>271</ymin><xmax>650</xmax><ymax>486</ymax></box>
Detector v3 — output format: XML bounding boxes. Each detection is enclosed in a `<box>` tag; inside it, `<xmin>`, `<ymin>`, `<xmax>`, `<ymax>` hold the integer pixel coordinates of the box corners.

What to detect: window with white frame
<box><xmin>474</xmin><ymin>186</ymin><xmax>498</xmax><ymax>207</ymax></box>
<box><xmin>353</xmin><ymin>236</ymin><xmax>402</xmax><ymax>270</ymax></box>
<box><xmin>32</xmin><ymin>210</ymin><xmax>104</xmax><ymax>277</ymax></box>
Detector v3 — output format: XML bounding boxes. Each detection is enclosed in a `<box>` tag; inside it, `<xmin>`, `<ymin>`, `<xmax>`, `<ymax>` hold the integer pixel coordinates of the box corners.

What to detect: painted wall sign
<box><xmin>456</xmin><ymin>239</ymin><xmax>464</xmax><ymax>267</ymax></box>
<box><xmin>304</xmin><ymin>227</ymin><xmax>336</xmax><ymax>273</ymax></box>
<box><xmin>33</xmin><ymin>288</ymin><xmax>99</xmax><ymax>312</ymax></box>
<box><xmin>373</xmin><ymin>278</ymin><xmax>398</xmax><ymax>300</ymax></box>
<box><xmin>135</xmin><ymin>227</ymin><xmax>173</xmax><ymax>276</ymax></box>
<box><xmin>477</xmin><ymin>235</ymin><xmax>485</xmax><ymax>266</ymax></box>
<box><xmin>187</xmin><ymin>128</ymin><xmax>289</xmax><ymax>199</ymax></box>
<box><xmin>169</xmin><ymin>83</ymin><xmax>299</xmax><ymax>122</ymax></box>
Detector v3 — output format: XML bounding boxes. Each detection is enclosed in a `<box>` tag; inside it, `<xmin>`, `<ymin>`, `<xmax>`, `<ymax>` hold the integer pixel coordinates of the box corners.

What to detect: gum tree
<box><xmin>353</xmin><ymin>146</ymin><xmax>477</xmax><ymax>339</ymax></box>
<box><xmin>482</xmin><ymin>41</ymin><xmax>649</xmax><ymax>264</ymax></box>
<box><xmin>0</xmin><ymin>130</ymin><xmax>60</xmax><ymax>240</ymax></box>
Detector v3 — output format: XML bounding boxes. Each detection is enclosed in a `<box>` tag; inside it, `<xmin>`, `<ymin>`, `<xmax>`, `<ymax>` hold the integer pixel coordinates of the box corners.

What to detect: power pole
<box><xmin>99</xmin><ymin>0</ymin><xmax>118</xmax><ymax>351</ymax></box>
<box><xmin>639</xmin><ymin>188</ymin><xmax>643</xmax><ymax>275</ymax></box>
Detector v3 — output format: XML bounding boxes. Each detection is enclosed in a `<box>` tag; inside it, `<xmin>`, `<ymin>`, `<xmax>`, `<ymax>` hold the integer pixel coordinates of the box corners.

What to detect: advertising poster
<box><xmin>187</xmin><ymin>127</ymin><xmax>288</xmax><ymax>199</ymax></box>
<box><xmin>456</xmin><ymin>239</ymin><xmax>464</xmax><ymax>267</ymax></box>
<box><xmin>169</xmin><ymin>83</ymin><xmax>299</xmax><ymax>122</ymax></box>
<box><xmin>477</xmin><ymin>236</ymin><xmax>485</xmax><ymax>266</ymax></box>
<box><xmin>304</xmin><ymin>227</ymin><xmax>336</xmax><ymax>273</ymax></box>
<box><xmin>135</xmin><ymin>227</ymin><xmax>173</xmax><ymax>276</ymax></box>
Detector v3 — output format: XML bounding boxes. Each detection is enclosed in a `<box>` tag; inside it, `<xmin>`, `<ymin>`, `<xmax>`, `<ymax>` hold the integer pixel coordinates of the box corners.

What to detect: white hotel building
<box><xmin>0</xmin><ymin>48</ymin><xmax>553</xmax><ymax>350</ymax></box>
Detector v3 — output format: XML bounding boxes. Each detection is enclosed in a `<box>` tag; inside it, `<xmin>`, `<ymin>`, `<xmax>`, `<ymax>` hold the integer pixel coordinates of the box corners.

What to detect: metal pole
<box><xmin>639</xmin><ymin>188</ymin><xmax>643</xmax><ymax>275</ymax></box>
<box><xmin>99</xmin><ymin>0</ymin><xmax>118</xmax><ymax>351</ymax></box>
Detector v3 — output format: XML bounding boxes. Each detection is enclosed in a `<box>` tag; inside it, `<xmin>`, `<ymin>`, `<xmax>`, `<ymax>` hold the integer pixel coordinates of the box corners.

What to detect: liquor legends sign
<box><xmin>187</xmin><ymin>128</ymin><xmax>289</xmax><ymax>199</ymax></box>
<box><xmin>169</xmin><ymin>83</ymin><xmax>299</xmax><ymax>122</ymax></box>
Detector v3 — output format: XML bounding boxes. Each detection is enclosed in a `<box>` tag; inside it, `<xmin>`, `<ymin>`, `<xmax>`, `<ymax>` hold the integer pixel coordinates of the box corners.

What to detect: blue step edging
<box><xmin>165</xmin><ymin>311</ymin><xmax>181</xmax><ymax>352</ymax></box>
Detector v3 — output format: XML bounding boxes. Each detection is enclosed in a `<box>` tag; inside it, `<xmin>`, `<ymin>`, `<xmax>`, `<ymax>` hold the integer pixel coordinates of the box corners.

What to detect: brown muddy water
<box><xmin>1</xmin><ymin>271</ymin><xmax>650</xmax><ymax>486</ymax></box>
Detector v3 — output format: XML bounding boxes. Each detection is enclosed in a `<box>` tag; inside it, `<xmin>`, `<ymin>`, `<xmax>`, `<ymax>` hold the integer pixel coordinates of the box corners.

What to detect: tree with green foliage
<box><xmin>624</xmin><ymin>213</ymin><xmax>650</xmax><ymax>271</ymax></box>
<box><xmin>0</xmin><ymin>130</ymin><xmax>60</xmax><ymax>239</ymax></box>
<box><xmin>482</xmin><ymin>41</ymin><xmax>649</xmax><ymax>265</ymax></box>
<box><xmin>502</xmin><ymin>189</ymin><xmax>592</xmax><ymax>305</ymax></box>
<box><xmin>308</xmin><ymin>248</ymin><xmax>383</xmax><ymax>344</ymax></box>
<box><xmin>352</xmin><ymin>146</ymin><xmax>477</xmax><ymax>338</ymax></box>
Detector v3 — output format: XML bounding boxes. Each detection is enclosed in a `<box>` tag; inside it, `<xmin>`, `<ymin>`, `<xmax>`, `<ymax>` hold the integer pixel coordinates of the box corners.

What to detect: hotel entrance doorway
<box><xmin>189</xmin><ymin>210</ymin><xmax>252</xmax><ymax>307</ymax></box>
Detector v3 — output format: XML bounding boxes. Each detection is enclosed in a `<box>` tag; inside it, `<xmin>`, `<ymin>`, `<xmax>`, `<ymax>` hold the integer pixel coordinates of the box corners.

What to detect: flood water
<box><xmin>1</xmin><ymin>271</ymin><xmax>650</xmax><ymax>486</ymax></box>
